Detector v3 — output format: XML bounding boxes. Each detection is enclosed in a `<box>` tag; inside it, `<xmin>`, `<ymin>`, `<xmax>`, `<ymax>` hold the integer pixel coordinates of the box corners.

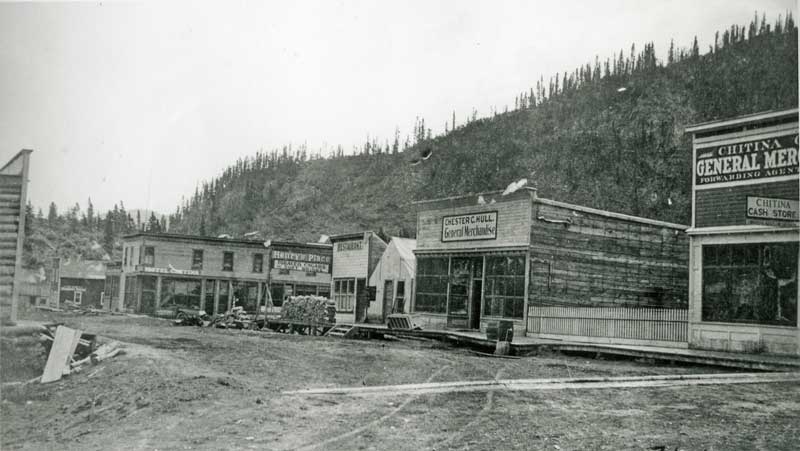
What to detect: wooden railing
<box><xmin>527</xmin><ymin>305</ymin><xmax>688</xmax><ymax>342</ymax></box>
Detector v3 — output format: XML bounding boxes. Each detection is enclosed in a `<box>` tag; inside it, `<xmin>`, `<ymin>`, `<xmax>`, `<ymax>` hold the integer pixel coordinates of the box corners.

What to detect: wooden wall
<box><xmin>528</xmin><ymin>201</ymin><xmax>689</xmax><ymax>309</ymax></box>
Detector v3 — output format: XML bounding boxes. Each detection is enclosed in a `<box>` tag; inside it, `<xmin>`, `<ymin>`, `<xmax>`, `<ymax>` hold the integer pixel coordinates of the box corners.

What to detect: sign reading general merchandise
<box><xmin>441</xmin><ymin>211</ymin><xmax>498</xmax><ymax>242</ymax></box>
<box><xmin>695</xmin><ymin>133</ymin><xmax>798</xmax><ymax>186</ymax></box>
<box><xmin>272</xmin><ymin>249</ymin><xmax>331</xmax><ymax>273</ymax></box>
<box><xmin>746</xmin><ymin>196</ymin><xmax>799</xmax><ymax>222</ymax></box>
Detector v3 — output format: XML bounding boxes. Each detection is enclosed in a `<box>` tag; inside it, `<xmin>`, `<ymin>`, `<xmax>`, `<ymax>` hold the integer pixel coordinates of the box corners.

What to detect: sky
<box><xmin>0</xmin><ymin>0</ymin><xmax>796</xmax><ymax>215</ymax></box>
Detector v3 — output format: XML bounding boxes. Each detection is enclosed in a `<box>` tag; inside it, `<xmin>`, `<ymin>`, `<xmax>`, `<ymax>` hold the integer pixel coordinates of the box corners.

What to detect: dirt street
<box><xmin>1</xmin><ymin>312</ymin><xmax>799</xmax><ymax>450</ymax></box>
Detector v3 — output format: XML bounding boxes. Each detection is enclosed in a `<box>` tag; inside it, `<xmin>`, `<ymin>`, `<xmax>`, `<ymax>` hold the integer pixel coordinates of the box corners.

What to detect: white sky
<box><xmin>0</xmin><ymin>0</ymin><xmax>796</xmax><ymax>214</ymax></box>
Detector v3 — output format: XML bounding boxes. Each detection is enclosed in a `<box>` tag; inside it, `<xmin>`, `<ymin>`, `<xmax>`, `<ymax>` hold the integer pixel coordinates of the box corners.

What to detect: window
<box><xmin>204</xmin><ymin>280</ymin><xmax>216</xmax><ymax>314</ymax></box>
<box><xmin>415</xmin><ymin>257</ymin><xmax>449</xmax><ymax>313</ymax></box>
<box><xmin>143</xmin><ymin>246</ymin><xmax>155</xmax><ymax>266</ymax></box>
<box><xmin>333</xmin><ymin>278</ymin><xmax>355</xmax><ymax>312</ymax></box>
<box><xmin>222</xmin><ymin>251</ymin><xmax>234</xmax><ymax>271</ymax></box>
<box><xmin>123</xmin><ymin>247</ymin><xmax>128</xmax><ymax>267</ymax></box>
<box><xmin>192</xmin><ymin>249</ymin><xmax>204</xmax><ymax>270</ymax></box>
<box><xmin>484</xmin><ymin>256</ymin><xmax>526</xmax><ymax>319</ymax></box>
<box><xmin>702</xmin><ymin>242</ymin><xmax>797</xmax><ymax>326</ymax></box>
<box><xmin>252</xmin><ymin>253</ymin><xmax>264</xmax><ymax>273</ymax></box>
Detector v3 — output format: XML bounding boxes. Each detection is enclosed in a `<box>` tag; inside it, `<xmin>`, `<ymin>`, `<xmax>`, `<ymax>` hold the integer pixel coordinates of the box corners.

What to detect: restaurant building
<box><xmin>117</xmin><ymin>232</ymin><xmax>270</xmax><ymax>315</ymax></box>
<box><xmin>330</xmin><ymin>231</ymin><xmax>387</xmax><ymax>323</ymax></box>
<box><xmin>413</xmin><ymin>187</ymin><xmax>689</xmax><ymax>346</ymax></box>
<box><xmin>265</xmin><ymin>240</ymin><xmax>333</xmax><ymax>306</ymax></box>
<box><xmin>685</xmin><ymin>109</ymin><xmax>799</xmax><ymax>355</ymax></box>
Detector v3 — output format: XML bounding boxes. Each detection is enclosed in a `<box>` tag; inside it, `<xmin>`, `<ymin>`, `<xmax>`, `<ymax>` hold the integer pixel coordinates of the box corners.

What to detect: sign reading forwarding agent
<box><xmin>441</xmin><ymin>211</ymin><xmax>498</xmax><ymax>242</ymax></box>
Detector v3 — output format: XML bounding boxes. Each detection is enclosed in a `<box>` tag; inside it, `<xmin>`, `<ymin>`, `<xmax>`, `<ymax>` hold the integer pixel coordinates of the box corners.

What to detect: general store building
<box><xmin>265</xmin><ymin>240</ymin><xmax>333</xmax><ymax>306</ymax></box>
<box><xmin>413</xmin><ymin>188</ymin><xmax>689</xmax><ymax>345</ymax></box>
<box><xmin>686</xmin><ymin>108</ymin><xmax>799</xmax><ymax>355</ymax></box>
<box><xmin>117</xmin><ymin>233</ymin><xmax>270</xmax><ymax>315</ymax></box>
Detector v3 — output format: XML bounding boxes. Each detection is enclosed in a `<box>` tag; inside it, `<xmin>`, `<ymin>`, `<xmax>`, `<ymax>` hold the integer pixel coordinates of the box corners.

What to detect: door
<box><xmin>470</xmin><ymin>280</ymin><xmax>482</xmax><ymax>330</ymax></box>
<box><xmin>383</xmin><ymin>280</ymin><xmax>394</xmax><ymax>321</ymax></box>
<box><xmin>355</xmin><ymin>278</ymin><xmax>368</xmax><ymax>322</ymax></box>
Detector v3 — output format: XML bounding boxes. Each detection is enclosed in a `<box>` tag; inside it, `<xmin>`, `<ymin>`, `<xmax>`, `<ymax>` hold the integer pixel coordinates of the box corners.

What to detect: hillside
<box><xmin>166</xmin><ymin>15</ymin><xmax>797</xmax><ymax>243</ymax></box>
<box><xmin>23</xmin><ymin>14</ymin><xmax>799</xmax><ymax>265</ymax></box>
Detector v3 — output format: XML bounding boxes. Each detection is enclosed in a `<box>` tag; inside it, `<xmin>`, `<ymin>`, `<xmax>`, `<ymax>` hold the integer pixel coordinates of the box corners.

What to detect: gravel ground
<box><xmin>1</xmin><ymin>311</ymin><xmax>798</xmax><ymax>450</ymax></box>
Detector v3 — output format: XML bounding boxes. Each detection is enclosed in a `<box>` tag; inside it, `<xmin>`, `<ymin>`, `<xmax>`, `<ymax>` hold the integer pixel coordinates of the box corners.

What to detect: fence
<box><xmin>527</xmin><ymin>305</ymin><xmax>688</xmax><ymax>343</ymax></box>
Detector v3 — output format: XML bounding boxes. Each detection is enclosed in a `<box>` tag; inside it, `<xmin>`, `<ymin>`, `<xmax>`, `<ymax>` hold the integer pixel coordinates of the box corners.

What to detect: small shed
<box><xmin>368</xmin><ymin>238</ymin><xmax>416</xmax><ymax>322</ymax></box>
<box><xmin>59</xmin><ymin>259</ymin><xmax>107</xmax><ymax>309</ymax></box>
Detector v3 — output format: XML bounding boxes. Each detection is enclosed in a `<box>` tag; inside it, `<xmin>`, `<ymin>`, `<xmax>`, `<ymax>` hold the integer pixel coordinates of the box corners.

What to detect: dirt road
<box><xmin>1</xmin><ymin>312</ymin><xmax>798</xmax><ymax>450</ymax></box>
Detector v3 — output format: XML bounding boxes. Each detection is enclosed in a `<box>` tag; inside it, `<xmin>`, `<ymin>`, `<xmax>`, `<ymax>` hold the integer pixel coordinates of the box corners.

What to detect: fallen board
<box><xmin>41</xmin><ymin>326</ymin><xmax>83</xmax><ymax>383</ymax></box>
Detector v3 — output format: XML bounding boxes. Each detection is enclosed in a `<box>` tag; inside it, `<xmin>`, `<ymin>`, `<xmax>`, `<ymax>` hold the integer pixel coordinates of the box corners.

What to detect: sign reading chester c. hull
<box><xmin>695</xmin><ymin>133</ymin><xmax>799</xmax><ymax>187</ymax></box>
<box><xmin>441</xmin><ymin>211</ymin><xmax>498</xmax><ymax>242</ymax></box>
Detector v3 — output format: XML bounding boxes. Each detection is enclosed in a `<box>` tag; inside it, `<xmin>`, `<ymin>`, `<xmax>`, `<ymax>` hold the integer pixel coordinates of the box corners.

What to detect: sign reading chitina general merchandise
<box><xmin>746</xmin><ymin>196</ymin><xmax>799</xmax><ymax>222</ymax></box>
<box><xmin>695</xmin><ymin>133</ymin><xmax>798</xmax><ymax>186</ymax></box>
<box><xmin>441</xmin><ymin>211</ymin><xmax>498</xmax><ymax>242</ymax></box>
<box><xmin>272</xmin><ymin>250</ymin><xmax>331</xmax><ymax>273</ymax></box>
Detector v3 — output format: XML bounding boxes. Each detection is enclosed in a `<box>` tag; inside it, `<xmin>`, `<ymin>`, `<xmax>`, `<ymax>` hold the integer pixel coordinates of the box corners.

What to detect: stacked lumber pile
<box><xmin>281</xmin><ymin>296</ymin><xmax>335</xmax><ymax>324</ymax></box>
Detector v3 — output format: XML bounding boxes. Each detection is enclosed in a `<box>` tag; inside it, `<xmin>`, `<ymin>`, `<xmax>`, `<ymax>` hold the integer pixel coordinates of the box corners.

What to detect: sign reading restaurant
<box><xmin>695</xmin><ymin>133</ymin><xmax>798</xmax><ymax>186</ymax></box>
<box><xmin>272</xmin><ymin>250</ymin><xmax>331</xmax><ymax>273</ymax></box>
<box><xmin>441</xmin><ymin>211</ymin><xmax>498</xmax><ymax>242</ymax></box>
<box><xmin>746</xmin><ymin>196</ymin><xmax>799</xmax><ymax>222</ymax></box>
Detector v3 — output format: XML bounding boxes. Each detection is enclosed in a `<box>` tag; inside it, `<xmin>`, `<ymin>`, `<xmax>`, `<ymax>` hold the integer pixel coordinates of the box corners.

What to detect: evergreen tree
<box><xmin>102</xmin><ymin>214</ymin><xmax>114</xmax><ymax>255</ymax></box>
<box><xmin>47</xmin><ymin>202</ymin><xmax>58</xmax><ymax>225</ymax></box>
<box><xmin>86</xmin><ymin>198</ymin><xmax>94</xmax><ymax>231</ymax></box>
<box><xmin>147</xmin><ymin>212</ymin><xmax>161</xmax><ymax>232</ymax></box>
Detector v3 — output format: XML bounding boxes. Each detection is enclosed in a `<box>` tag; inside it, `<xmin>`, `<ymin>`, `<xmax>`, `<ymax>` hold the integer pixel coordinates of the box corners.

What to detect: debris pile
<box><xmin>38</xmin><ymin>325</ymin><xmax>123</xmax><ymax>384</ymax></box>
<box><xmin>206</xmin><ymin>306</ymin><xmax>253</xmax><ymax>329</ymax></box>
<box><xmin>281</xmin><ymin>296</ymin><xmax>335</xmax><ymax>324</ymax></box>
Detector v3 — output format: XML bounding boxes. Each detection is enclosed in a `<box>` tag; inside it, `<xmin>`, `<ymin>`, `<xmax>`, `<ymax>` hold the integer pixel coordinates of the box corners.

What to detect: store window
<box><xmin>333</xmin><ymin>278</ymin><xmax>355</xmax><ymax>312</ymax></box>
<box><xmin>123</xmin><ymin>248</ymin><xmax>128</xmax><ymax>267</ymax></box>
<box><xmin>143</xmin><ymin>246</ymin><xmax>155</xmax><ymax>266</ymax></box>
<box><xmin>192</xmin><ymin>250</ymin><xmax>204</xmax><ymax>270</ymax></box>
<box><xmin>702</xmin><ymin>242</ymin><xmax>798</xmax><ymax>326</ymax></box>
<box><xmin>415</xmin><ymin>257</ymin><xmax>448</xmax><ymax>314</ymax></box>
<box><xmin>484</xmin><ymin>256</ymin><xmax>526</xmax><ymax>319</ymax></box>
<box><xmin>123</xmin><ymin>276</ymin><xmax>138</xmax><ymax>310</ymax></box>
<box><xmin>252</xmin><ymin>253</ymin><xmax>264</xmax><ymax>273</ymax></box>
<box><xmin>160</xmin><ymin>278</ymin><xmax>202</xmax><ymax>309</ymax></box>
<box><xmin>223</xmin><ymin>252</ymin><xmax>234</xmax><ymax>271</ymax></box>
<box><xmin>270</xmin><ymin>285</ymin><xmax>285</xmax><ymax>307</ymax></box>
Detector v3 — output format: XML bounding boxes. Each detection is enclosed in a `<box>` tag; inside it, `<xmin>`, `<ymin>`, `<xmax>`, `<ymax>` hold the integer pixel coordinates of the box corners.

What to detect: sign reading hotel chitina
<box><xmin>746</xmin><ymin>196</ymin><xmax>799</xmax><ymax>222</ymax></box>
<box><xmin>441</xmin><ymin>211</ymin><xmax>498</xmax><ymax>242</ymax></box>
<box><xmin>695</xmin><ymin>133</ymin><xmax>799</xmax><ymax>186</ymax></box>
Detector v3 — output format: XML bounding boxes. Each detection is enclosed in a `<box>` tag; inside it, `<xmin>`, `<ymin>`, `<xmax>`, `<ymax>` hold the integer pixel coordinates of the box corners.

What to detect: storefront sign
<box><xmin>336</xmin><ymin>240</ymin><xmax>363</xmax><ymax>252</ymax></box>
<box><xmin>139</xmin><ymin>266</ymin><xmax>200</xmax><ymax>276</ymax></box>
<box><xmin>441</xmin><ymin>211</ymin><xmax>498</xmax><ymax>242</ymax></box>
<box><xmin>60</xmin><ymin>286</ymin><xmax>85</xmax><ymax>292</ymax></box>
<box><xmin>695</xmin><ymin>133</ymin><xmax>798</xmax><ymax>186</ymax></box>
<box><xmin>273</xmin><ymin>260</ymin><xmax>330</xmax><ymax>273</ymax></box>
<box><xmin>746</xmin><ymin>196</ymin><xmax>799</xmax><ymax>222</ymax></box>
<box><xmin>272</xmin><ymin>250</ymin><xmax>331</xmax><ymax>273</ymax></box>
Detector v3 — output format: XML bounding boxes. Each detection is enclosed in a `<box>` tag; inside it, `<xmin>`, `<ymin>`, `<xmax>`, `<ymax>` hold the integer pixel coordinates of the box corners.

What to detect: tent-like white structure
<box><xmin>367</xmin><ymin>237</ymin><xmax>416</xmax><ymax>322</ymax></box>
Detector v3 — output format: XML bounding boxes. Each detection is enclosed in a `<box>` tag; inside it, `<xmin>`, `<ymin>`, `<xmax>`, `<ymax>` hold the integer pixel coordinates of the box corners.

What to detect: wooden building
<box><xmin>685</xmin><ymin>109</ymin><xmax>799</xmax><ymax>355</ymax></box>
<box><xmin>265</xmin><ymin>240</ymin><xmax>333</xmax><ymax>306</ymax></box>
<box><xmin>330</xmin><ymin>231</ymin><xmax>387</xmax><ymax>323</ymax></box>
<box><xmin>368</xmin><ymin>237</ymin><xmax>416</xmax><ymax>322</ymax></box>
<box><xmin>59</xmin><ymin>259</ymin><xmax>107</xmax><ymax>308</ymax></box>
<box><xmin>413</xmin><ymin>188</ymin><xmax>689</xmax><ymax>346</ymax></box>
<box><xmin>118</xmin><ymin>233</ymin><xmax>270</xmax><ymax>315</ymax></box>
<box><xmin>0</xmin><ymin>149</ymin><xmax>31</xmax><ymax>324</ymax></box>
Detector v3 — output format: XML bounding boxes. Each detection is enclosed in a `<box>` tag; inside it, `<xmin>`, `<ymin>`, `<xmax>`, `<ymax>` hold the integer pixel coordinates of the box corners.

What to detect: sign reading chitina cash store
<box><xmin>695</xmin><ymin>133</ymin><xmax>798</xmax><ymax>186</ymax></box>
<box><xmin>272</xmin><ymin>250</ymin><xmax>331</xmax><ymax>273</ymax></box>
<box><xmin>746</xmin><ymin>196</ymin><xmax>799</xmax><ymax>222</ymax></box>
<box><xmin>441</xmin><ymin>211</ymin><xmax>498</xmax><ymax>242</ymax></box>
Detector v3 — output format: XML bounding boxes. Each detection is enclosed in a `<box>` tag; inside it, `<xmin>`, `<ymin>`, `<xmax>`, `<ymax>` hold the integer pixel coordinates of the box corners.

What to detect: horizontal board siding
<box><xmin>527</xmin><ymin>306</ymin><xmax>688</xmax><ymax>342</ymax></box>
<box><xmin>695</xmin><ymin>180</ymin><xmax>798</xmax><ymax>228</ymax></box>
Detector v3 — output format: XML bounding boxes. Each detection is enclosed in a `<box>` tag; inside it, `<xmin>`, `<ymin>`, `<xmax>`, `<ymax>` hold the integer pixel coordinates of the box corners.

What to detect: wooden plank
<box><xmin>41</xmin><ymin>326</ymin><xmax>83</xmax><ymax>383</ymax></box>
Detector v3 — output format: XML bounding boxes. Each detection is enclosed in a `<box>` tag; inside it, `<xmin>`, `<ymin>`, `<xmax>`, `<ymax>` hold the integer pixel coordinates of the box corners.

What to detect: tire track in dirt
<box><xmin>292</xmin><ymin>363</ymin><xmax>453</xmax><ymax>451</ymax></box>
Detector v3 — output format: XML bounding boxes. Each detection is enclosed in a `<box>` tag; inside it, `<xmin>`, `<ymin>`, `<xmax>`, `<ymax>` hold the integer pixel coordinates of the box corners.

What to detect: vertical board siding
<box><xmin>527</xmin><ymin>306</ymin><xmax>688</xmax><ymax>342</ymax></box>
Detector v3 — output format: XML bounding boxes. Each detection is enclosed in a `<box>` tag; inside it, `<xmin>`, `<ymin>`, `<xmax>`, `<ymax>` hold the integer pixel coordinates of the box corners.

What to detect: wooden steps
<box><xmin>325</xmin><ymin>324</ymin><xmax>355</xmax><ymax>338</ymax></box>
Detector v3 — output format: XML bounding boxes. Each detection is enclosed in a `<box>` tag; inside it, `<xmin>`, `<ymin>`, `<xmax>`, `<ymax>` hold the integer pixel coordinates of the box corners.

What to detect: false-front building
<box><xmin>413</xmin><ymin>188</ymin><xmax>690</xmax><ymax>346</ymax></box>
<box><xmin>686</xmin><ymin>108</ymin><xmax>799</xmax><ymax>355</ymax></box>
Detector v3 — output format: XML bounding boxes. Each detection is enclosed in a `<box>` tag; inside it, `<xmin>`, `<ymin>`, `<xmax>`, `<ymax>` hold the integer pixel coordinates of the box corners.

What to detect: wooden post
<box><xmin>227</xmin><ymin>280</ymin><xmax>233</xmax><ymax>312</ymax></box>
<box><xmin>200</xmin><ymin>278</ymin><xmax>206</xmax><ymax>313</ymax></box>
<box><xmin>155</xmin><ymin>276</ymin><xmax>162</xmax><ymax>308</ymax></box>
<box><xmin>213</xmin><ymin>279</ymin><xmax>220</xmax><ymax>315</ymax></box>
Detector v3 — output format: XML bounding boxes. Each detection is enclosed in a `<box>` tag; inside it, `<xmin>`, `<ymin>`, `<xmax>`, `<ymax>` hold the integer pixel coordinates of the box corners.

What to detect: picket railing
<box><xmin>527</xmin><ymin>305</ymin><xmax>688</xmax><ymax>343</ymax></box>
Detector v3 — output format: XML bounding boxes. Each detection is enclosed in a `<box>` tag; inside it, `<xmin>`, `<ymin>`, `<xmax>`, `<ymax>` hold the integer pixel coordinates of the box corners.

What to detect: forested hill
<box><xmin>168</xmin><ymin>15</ymin><xmax>798</xmax><ymax>243</ymax></box>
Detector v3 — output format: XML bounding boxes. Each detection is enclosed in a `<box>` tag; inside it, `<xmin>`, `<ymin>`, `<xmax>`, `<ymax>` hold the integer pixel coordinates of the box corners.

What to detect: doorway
<box><xmin>470</xmin><ymin>279</ymin><xmax>482</xmax><ymax>330</ymax></box>
<box><xmin>383</xmin><ymin>280</ymin><xmax>394</xmax><ymax>321</ymax></box>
